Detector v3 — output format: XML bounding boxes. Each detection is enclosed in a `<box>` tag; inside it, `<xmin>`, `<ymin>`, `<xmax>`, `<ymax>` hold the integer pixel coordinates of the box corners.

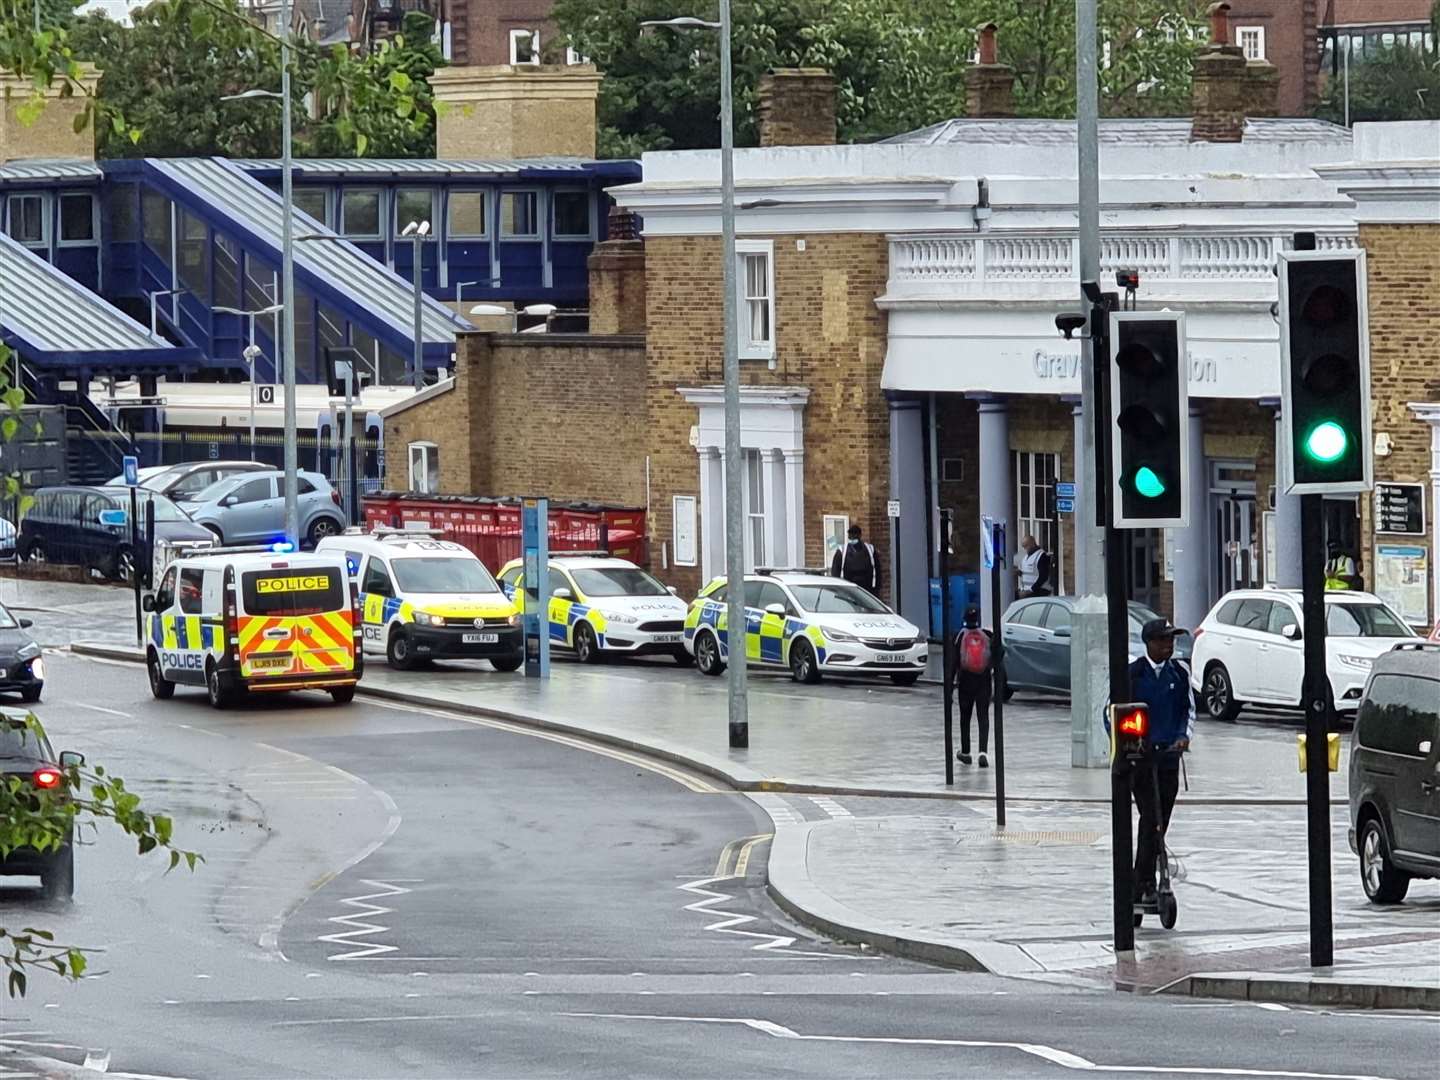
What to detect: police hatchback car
<box><xmin>320</xmin><ymin>530</ymin><xmax>522</xmax><ymax>672</ymax></box>
<box><xmin>683</xmin><ymin>569</ymin><xmax>928</xmax><ymax>685</ymax></box>
<box><xmin>498</xmin><ymin>554</ymin><xmax>691</xmax><ymax>664</ymax></box>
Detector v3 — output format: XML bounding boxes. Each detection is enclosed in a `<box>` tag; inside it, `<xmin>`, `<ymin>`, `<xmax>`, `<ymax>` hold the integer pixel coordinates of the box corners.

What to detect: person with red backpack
<box><xmin>949</xmin><ymin>603</ymin><xmax>998</xmax><ymax>767</ymax></box>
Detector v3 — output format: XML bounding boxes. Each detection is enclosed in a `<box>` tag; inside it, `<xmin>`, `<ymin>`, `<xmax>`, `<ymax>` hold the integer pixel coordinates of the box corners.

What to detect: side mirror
<box><xmin>552</xmin><ymin>587</ymin><xmax>573</xmax><ymax>601</ymax></box>
<box><xmin>142</xmin><ymin>595</ymin><xmax>155</xmax><ymax>612</ymax></box>
<box><xmin>18</xmin><ymin>617</ymin><xmax>32</xmax><ymax>629</ymax></box>
<box><xmin>59</xmin><ymin>750</ymin><xmax>85</xmax><ymax>769</ymax></box>
<box><xmin>1419</xmin><ymin>740</ymin><xmax>1432</xmax><ymax>756</ymax></box>
<box><xmin>1052</xmin><ymin>625</ymin><xmax>1072</xmax><ymax>638</ymax></box>
<box><xmin>668</xmin><ymin>585</ymin><xmax>679</xmax><ymax>596</ymax></box>
<box><xmin>764</xmin><ymin>603</ymin><xmax>787</xmax><ymax>617</ymax></box>
<box><xmin>221</xmin><ymin>495</ymin><xmax>238</xmax><ymax>507</ymax></box>
<box><xmin>1282</xmin><ymin>623</ymin><xmax>1302</xmax><ymax>641</ymax></box>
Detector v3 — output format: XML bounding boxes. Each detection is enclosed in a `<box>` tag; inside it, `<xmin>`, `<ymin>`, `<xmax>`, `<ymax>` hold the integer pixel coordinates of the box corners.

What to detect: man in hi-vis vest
<box><xmin>1325</xmin><ymin>541</ymin><xmax>1359</xmax><ymax>591</ymax></box>
<box><xmin>831</xmin><ymin>525</ymin><xmax>881</xmax><ymax>595</ymax></box>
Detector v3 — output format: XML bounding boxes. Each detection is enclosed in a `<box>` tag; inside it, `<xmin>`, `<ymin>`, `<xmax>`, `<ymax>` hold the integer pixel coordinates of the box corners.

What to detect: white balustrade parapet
<box><xmin>887</xmin><ymin>232</ymin><xmax>1359</xmax><ymax>296</ymax></box>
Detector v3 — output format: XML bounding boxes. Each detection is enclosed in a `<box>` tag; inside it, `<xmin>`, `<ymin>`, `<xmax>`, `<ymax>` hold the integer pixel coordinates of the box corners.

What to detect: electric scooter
<box><xmin>1131</xmin><ymin>742</ymin><xmax>1181</xmax><ymax>930</ymax></box>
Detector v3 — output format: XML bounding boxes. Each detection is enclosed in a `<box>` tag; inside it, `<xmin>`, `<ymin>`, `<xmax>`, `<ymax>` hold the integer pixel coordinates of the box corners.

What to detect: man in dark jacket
<box><xmin>1128</xmin><ymin>618</ymin><xmax>1194</xmax><ymax>904</ymax></box>
<box><xmin>831</xmin><ymin>525</ymin><xmax>880</xmax><ymax>595</ymax></box>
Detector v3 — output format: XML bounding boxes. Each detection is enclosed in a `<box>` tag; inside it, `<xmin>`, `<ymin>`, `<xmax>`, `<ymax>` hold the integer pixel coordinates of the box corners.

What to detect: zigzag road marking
<box><xmin>677</xmin><ymin>871</ymin><xmax>797</xmax><ymax>952</ymax></box>
<box><xmin>317</xmin><ymin>879</ymin><xmax>421</xmax><ymax>960</ymax></box>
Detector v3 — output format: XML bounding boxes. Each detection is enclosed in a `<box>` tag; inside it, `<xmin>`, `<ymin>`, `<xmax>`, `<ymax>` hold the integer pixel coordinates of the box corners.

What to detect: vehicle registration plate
<box><xmin>652</xmin><ymin>633</ymin><xmax>683</xmax><ymax>644</ymax></box>
<box><xmin>463</xmin><ymin>632</ymin><xmax>499</xmax><ymax>644</ymax></box>
<box><xmin>876</xmin><ymin>653</ymin><xmax>908</xmax><ymax>664</ymax></box>
<box><xmin>249</xmin><ymin>655</ymin><xmax>291</xmax><ymax>671</ymax></box>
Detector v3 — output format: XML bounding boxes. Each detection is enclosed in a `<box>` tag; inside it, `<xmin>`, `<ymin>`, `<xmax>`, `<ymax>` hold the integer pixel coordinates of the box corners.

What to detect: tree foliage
<box><xmin>1317</xmin><ymin>42</ymin><xmax>1440</xmax><ymax>125</ymax></box>
<box><xmin>552</xmin><ymin>0</ymin><xmax>1207</xmax><ymax>156</ymax></box>
<box><xmin>0</xmin><ymin>715</ymin><xmax>201</xmax><ymax>996</ymax></box>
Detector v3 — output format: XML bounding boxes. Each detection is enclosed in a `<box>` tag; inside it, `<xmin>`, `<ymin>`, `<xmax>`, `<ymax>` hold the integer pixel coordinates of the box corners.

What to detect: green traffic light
<box><xmin>1134</xmin><ymin>467</ymin><xmax>1166</xmax><ymax>499</ymax></box>
<box><xmin>1304</xmin><ymin>420</ymin><xmax>1348</xmax><ymax>463</ymax></box>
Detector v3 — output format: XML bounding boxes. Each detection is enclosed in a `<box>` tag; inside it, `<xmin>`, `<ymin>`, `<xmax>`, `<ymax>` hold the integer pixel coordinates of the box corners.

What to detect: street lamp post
<box><xmin>214</xmin><ymin>303</ymin><xmax>283</xmax><ymax>460</ymax></box>
<box><xmin>642</xmin><ymin>7</ymin><xmax>747</xmax><ymax>749</ymax></box>
<box><xmin>401</xmin><ymin>220</ymin><xmax>430</xmax><ymax>390</ymax></box>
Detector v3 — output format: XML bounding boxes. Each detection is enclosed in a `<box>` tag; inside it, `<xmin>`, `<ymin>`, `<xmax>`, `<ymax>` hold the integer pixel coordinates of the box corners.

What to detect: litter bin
<box><xmin>928</xmin><ymin>573</ymin><xmax>980</xmax><ymax>639</ymax></box>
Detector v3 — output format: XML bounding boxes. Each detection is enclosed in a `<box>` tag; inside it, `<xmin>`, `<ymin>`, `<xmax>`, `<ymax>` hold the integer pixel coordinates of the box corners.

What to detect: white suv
<box><xmin>1190</xmin><ymin>589</ymin><xmax>1422</xmax><ymax>722</ymax></box>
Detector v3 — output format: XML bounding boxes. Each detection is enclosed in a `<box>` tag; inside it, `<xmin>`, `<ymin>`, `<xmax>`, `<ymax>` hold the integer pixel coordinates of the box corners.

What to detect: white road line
<box><xmin>560</xmin><ymin>1014</ymin><xmax>1399</xmax><ymax>1080</ymax></box>
<box><xmin>318</xmin><ymin>879</ymin><xmax>415</xmax><ymax>960</ymax></box>
<box><xmin>274</xmin><ymin>1013</ymin><xmax>493</xmax><ymax>1027</ymax></box>
<box><xmin>748</xmin><ymin>792</ymin><xmax>802</xmax><ymax>826</ymax></box>
<box><xmin>676</xmin><ymin>875</ymin><xmax>796</xmax><ymax>952</ymax></box>
<box><xmin>68</xmin><ymin>702</ymin><xmax>132</xmax><ymax>718</ymax></box>
<box><xmin>808</xmin><ymin>796</ymin><xmax>852</xmax><ymax>819</ymax></box>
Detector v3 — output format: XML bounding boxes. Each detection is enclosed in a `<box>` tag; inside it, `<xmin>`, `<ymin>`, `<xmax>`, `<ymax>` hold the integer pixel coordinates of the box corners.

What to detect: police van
<box><xmin>318</xmin><ymin>530</ymin><xmax>522</xmax><ymax>671</ymax></box>
<box><xmin>144</xmin><ymin>548</ymin><xmax>361</xmax><ymax>708</ymax></box>
<box><xmin>497</xmin><ymin>553</ymin><xmax>691</xmax><ymax>664</ymax></box>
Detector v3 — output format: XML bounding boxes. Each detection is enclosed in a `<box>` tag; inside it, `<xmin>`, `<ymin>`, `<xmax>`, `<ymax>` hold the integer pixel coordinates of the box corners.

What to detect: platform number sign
<box><xmin>257</xmin><ymin>385</ymin><xmax>277</xmax><ymax>406</ymax></box>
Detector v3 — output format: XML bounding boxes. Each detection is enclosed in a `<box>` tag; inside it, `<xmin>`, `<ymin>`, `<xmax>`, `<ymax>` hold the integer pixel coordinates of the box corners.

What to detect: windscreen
<box><xmin>0</xmin><ymin>601</ymin><xmax>18</xmax><ymax>630</ymax></box>
<box><xmin>1327</xmin><ymin>603</ymin><xmax>1413</xmax><ymax>638</ymax></box>
<box><xmin>787</xmin><ymin>583</ymin><xmax>890</xmax><ymax>615</ymax></box>
<box><xmin>571</xmin><ymin>567</ymin><xmax>670</xmax><ymax>597</ymax></box>
<box><xmin>242</xmin><ymin>568</ymin><xmax>345</xmax><ymax>616</ymax></box>
<box><xmin>0</xmin><ymin>723</ymin><xmax>50</xmax><ymax>763</ymax></box>
<box><xmin>391</xmin><ymin>557</ymin><xmax>500</xmax><ymax>595</ymax></box>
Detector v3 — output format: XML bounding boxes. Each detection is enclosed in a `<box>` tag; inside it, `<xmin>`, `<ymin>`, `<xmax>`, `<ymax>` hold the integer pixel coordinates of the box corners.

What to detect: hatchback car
<box><xmin>0</xmin><ymin>715</ymin><xmax>83</xmax><ymax>900</ymax></box>
<box><xmin>18</xmin><ymin>486</ymin><xmax>213</xmax><ymax>583</ymax></box>
<box><xmin>1348</xmin><ymin>642</ymin><xmax>1439</xmax><ymax>904</ymax></box>
<box><xmin>185</xmin><ymin>470</ymin><xmax>346</xmax><ymax>547</ymax></box>
<box><xmin>0</xmin><ymin>602</ymin><xmax>44</xmax><ymax>703</ymax></box>
<box><xmin>107</xmin><ymin>460</ymin><xmax>269</xmax><ymax>503</ymax></box>
<box><xmin>1190</xmin><ymin>589</ymin><xmax>1421</xmax><ymax>722</ymax></box>
<box><xmin>1001</xmin><ymin>596</ymin><xmax>1190</xmax><ymax>696</ymax></box>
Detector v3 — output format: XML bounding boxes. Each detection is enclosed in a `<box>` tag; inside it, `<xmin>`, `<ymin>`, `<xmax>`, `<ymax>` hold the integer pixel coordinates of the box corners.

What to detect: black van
<box><xmin>1348</xmin><ymin>642</ymin><xmax>1440</xmax><ymax>903</ymax></box>
<box><xmin>17</xmin><ymin>486</ymin><xmax>214</xmax><ymax>583</ymax></box>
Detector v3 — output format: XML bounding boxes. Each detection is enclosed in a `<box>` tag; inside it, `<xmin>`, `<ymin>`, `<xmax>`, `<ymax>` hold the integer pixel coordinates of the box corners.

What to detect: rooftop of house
<box><xmin>883</xmin><ymin>117</ymin><xmax>1353</xmax><ymax>148</ymax></box>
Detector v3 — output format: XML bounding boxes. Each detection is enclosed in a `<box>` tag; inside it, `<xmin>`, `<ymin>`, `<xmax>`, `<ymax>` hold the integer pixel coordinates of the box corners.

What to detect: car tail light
<box><xmin>1192</xmin><ymin>628</ymin><xmax>1204</xmax><ymax>645</ymax></box>
<box><xmin>331</xmin><ymin>489</ymin><xmax>342</xmax><ymax>507</ymax></box>
<box><xmin>33</xmin><ymin>767</ymin><xmax>62</xmax><ymax>790</ymax></box>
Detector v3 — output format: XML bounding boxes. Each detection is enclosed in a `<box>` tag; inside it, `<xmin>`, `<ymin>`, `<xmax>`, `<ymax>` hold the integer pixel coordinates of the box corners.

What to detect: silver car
<box><xmin>184</xmin><ymin>470</ymin><xmax>346</xmax><ymax>548</ymax></box>
<box><xmin>1000</xmin><ymin>596</ymin><xmax>1191</xmax><ymax>697</ymax></box>
<box><xmin>106</xmin><ymin>460</ymin><xmax>270</xmax><ymax>503</ymax></box>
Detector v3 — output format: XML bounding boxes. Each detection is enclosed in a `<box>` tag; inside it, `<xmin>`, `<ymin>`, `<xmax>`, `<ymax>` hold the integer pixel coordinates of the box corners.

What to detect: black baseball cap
<box><xmin>1141</xmin><ymin>618</ymin><xmax>1188</xmax><ymax>644</ymax></box>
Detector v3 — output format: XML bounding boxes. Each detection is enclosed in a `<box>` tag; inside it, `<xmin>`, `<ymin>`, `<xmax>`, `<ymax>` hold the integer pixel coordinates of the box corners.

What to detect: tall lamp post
<box><xmin>400</xmin><ymin>220</ymin><xmax>431</xmax><ymax>390</ymax></box>
<box><xmin>642</xmin><ymin>8</ymin><xmax>746</xmax><ymax>748</ymax></box>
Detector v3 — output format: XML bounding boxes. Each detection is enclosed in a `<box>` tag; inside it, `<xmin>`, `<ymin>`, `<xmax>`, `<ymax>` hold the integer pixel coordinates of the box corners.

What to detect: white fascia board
<box><xmin>1311</xmin><ymin>163</ymin><xmax>1440</xmax><ymax>223</ymax></box>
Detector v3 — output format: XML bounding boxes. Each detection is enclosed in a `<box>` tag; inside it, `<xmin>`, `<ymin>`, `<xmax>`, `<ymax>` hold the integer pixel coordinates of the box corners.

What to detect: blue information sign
<box><xmin>1056</xmin><ymin>481</ymin><xmax>1076</xmax><ymax>499</ymax></box>
<box><xmin>521</xmin><ymin>497</ymin><xmax>550</xmax><ymax>679</ymax></box>
<box><xmin>122</xmin><ymin>455</ymin><xmax>139</xmax><ymax>487</ymax></box>
<box><xmin>99</xmin><ymin>508</ymin><xmax>128</xmax><ymax>527</ymax></box>
<box><xmin>1056</xmin><ymin>498</ymin><xmax>1075</xmax><ymax>514</ymax></box>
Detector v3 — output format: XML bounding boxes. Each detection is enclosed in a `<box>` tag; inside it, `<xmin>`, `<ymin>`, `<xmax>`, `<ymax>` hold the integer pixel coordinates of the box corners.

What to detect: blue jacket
<box><xmin>1128</xmin><ymin>655</ymin><xmax>1194</xmax><ymax>750</ymax></box>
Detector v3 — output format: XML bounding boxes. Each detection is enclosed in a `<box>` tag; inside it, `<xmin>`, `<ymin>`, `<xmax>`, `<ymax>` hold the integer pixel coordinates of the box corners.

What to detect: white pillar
<box><xmin>889</xmin><ymin>399</ymin><xmax>929</xmax><ymax>630</ymax></box>
<box><xmin>1072</xmin><ymin>401</ymin><xmax>1087</xmax><ymax>595</ymax></box>
<box><xmin>698</xmin><ymin>446</ymin><xmax>723</xmax><ymax>581</ymax></box>
<box><xmin>1172</xmin><ymin>405</ymin><xmax>1209</xmax><ymax>632</ymax></box>
<box><xmin>761</xmin><ymin>448</ymin><xmax>784</xmax><ymax>569</ymax></box>
<box><xmin>976</xmin><ymin>396</ymin><xmax>1013</xmax><ymax>621</ymax></box>
<box><xmin>782</xmin><ymin>449</ymin><xmax>805</xmax><ymax>568</ymax></box>
<box><xmin>1272</xmin><ymin>408</ymin><xmax>1303</xmax><ymax>588</ymax></box>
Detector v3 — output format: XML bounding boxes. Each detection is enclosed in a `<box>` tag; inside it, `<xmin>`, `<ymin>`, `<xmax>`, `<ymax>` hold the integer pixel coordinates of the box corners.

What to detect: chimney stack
<box><xmin>965</xmin><ymin>23</ymin><xmax>1016</xmax><ymax>119</ymax></box>
<box><xmin>756</xmin><ymin>69</ymin><xmax>838</xmax><ymax>147</ymax></box>
<box><xmin>430</xmin><ymin>65</ymin><xmax>602</xmax><ymax>159</ymax></box>
<box><xmin>587</xmin><ymin>206</ymin><xmax>647</xmax><ymax>335</ymax></box>
<box><xmin>1190</xmin><ymin>3</ymin><xmax>1249</xmax><ymax>142</ymax></box>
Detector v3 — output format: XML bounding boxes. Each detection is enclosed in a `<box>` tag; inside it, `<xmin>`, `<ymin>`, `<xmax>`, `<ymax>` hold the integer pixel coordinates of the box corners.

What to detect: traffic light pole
<box><xmin>941</xmin><ymin>508</ymin><xmax>954</xmax><ymax>786</ymax></box>
<box><xmin>1300</xmin><ymin>493</ymin><xmax>1335</xmax><ymax>966</ymax></box>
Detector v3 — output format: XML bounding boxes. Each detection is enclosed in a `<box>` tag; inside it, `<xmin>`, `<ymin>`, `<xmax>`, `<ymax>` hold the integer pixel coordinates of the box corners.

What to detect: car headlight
<box><xmin>602</xmin><ymin>611</ymin><xmax>638</xmax><ymax>625</ymax></box>
<box><xmin>1338</xmin><ymin>654</ymin><xmax>1373</xmax><ymax>670</ymax></box>
<box><xmin>28</xmin><ymin>657</ymin><xmax>44</xmax><ymax>681</ymax></box>
<box><xmin>17</xmin><ymin>641</ymin><xmax>41</xmax><ymax>661</ymax></box>
<box><xmin>820</xmin><ymin>625</ymin><xmax>858</xmax><ymax>642</ymax></box>
<box><xmin>507</xmin><ymin>613</ymin><xmax>519</xmax><ymax>626</ymax></box>
<box><xmin>413</xmin><ymin>611</ymin><xmax>442</xmax><ymax>627</ymax></box>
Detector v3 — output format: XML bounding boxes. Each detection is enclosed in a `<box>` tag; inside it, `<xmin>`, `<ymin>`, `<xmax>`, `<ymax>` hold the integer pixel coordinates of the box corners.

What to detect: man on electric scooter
<box><xmin>1129</xmin><ymin>619</ymin><xmax>1194</xmax><ymax>908</ymax></box>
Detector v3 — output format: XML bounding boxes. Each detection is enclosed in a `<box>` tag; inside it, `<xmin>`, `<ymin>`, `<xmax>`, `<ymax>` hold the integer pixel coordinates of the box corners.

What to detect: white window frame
<box><xmin>509</xmin><ymin>28</ymin><xmax>540</xmax><ymax>65</ymax></box>
<box><xmin>1236</xmin><ymin>26</ymin><xmax>1265</xmax><ymax>60</ymax></box>
<box><xmin>743</xmin><ymin>449</ymin><xmax>767</xmax><ymax>571</ymax></box>
<box><xmin>500</xmin><ymin>189</ymin><xmax>541</xmax><ymax>239</ymax></box>
<box><xmin>566</xmin><ymin>46</ymin><xmax>588</xmax><ymax>65</ymax></box>
<box><xmin>393</xmin><ymin>187</ymin><xmax>436</xmax><ymax>238</ymax></box>
<box><xmin>822</xmin><ymin>514</ymin><xmax>850</xmax><ymax>569</ymax></box>
<box><xmin>736</xmin><ymin>239</ymin><xmax>775</xmax><ymax>363</ymax></box>
<box><xmin>446</xmin><ymin>189</ymin><xmax>489</xmax><ymax>240</ymax></box>
<box><xmin>6</xmin><ymin>193</ymin><xmax>48</xmax><ymax>247</ymax></box>
<box><xmin>1013</xmin><ymin>450</ymin><xmax>1063</xmax><ymax>595</ymax></box>
<box><xmin>408</xmin><ymin>442</ymin><xmax>438</xmax><ymax>494</ymax></box>
<box><xmin>341</xmin><ymin>187</ymin><xmax>384</xmax><ymax>240</ymax></box>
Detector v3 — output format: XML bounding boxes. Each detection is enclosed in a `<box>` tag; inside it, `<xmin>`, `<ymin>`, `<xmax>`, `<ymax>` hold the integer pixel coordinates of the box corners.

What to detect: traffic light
<box><xmin>1279</xmin><ymin>250</ymin><xmax>1372</xmax><ymax>494</ymax></box>
<box><xmin>1107</xmin><ymin>311</ymin><xmax>1189</xmax><ymax>528</ymax></box>
<box><xmin>323</xmin><ymin>346</ymin><xmax>371</xmax><ymax>399</ymax></box>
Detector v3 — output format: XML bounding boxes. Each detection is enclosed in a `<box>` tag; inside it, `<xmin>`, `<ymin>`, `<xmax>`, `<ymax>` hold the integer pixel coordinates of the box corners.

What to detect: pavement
<box><xmin>32</xmin><ymin>579</ymin><xmax>1440</xmax><ymax>1011</ymax></box>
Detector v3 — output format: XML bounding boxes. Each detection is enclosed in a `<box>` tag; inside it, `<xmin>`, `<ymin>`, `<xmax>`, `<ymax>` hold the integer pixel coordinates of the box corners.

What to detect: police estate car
<box><xmin>497</xmin><ymin>554</ymin><xmax>691</xmax><ymax>664</ymax></box>
<box><xmin>683</xmin><ymin>569</ymin><xmax>928</xmax><ymax>685</ymax></box>
<box><xmin>319</xmin><ymin>531</ymin><xmax>522</xmax><ymax>672</ymax></box>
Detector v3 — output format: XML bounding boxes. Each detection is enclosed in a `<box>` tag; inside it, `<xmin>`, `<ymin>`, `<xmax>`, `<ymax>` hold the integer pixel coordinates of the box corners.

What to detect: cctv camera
<box><xmin>242</xmin><ymin>345</ymin><xmax>262</xmax><ymax>361</ymax></box>
<box><xmin>1055</xmin><ymin>312</ymin><xmax>1086</xmax><ymax>340</ymax></box>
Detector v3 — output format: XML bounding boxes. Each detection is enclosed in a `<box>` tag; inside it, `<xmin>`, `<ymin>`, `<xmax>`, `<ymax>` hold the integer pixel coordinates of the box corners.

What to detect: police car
<box><xmin>319</xmin><ymin>530</ymin><xmax>522</xmax><ymax>671</ymax></box>
<box><xmin>496</xmin><ymin>554</ymin><xmax>691</xmax><ymax>664</ymax></box>
<box><xmin>683</xmin><ymin>568</ymin><xmax>928</xmax><ymax>685</ymax></box>
<box><xmin>144</xmin><ymin>548</ymin><xmax>360</xmax><ymax>708</ymax></box>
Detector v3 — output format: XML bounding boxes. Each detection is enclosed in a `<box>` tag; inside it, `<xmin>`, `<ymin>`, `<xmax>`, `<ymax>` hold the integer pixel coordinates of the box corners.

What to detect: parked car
<box><xmin>1190</xmin><ymin>589</ymin><xmax>1421</xmax><ymax>723</ymax></box>
<box><xmin>0</xmin><ymin>602</ymin><xmax>43</xmax><ymax>703</ymax></box>
<box><xmin>0</xmin><ymin>518</ymin><xmax>15</xmax><ymax>560</ymax></box>
<box><xmin>184</xmin><ymin>470</ymin><xmax>346</xmax><ymax>548</ymax></box>
<box><xmin>1000</xmin><ymin>595</ymin><xmax>1189</xmax><ymax>696</ymax></box>
<box><xmin>0</xmin><ymin>713</ymin><xmax>83</xmax><ymax>900</ymax></box>
<box><xmin>1348</xmin><ymin>642</ymin><xmax>1440</xmax><ymax>904</ymax></box>
<box><xmin>106</xmin><ymin>460</ymin><xmax>269</xmax><ymax>503</ymax></box>
<box><xmin>17</xmin><ymin>486</ymin><xmax>214</xmax><ymax>583</ymax></box>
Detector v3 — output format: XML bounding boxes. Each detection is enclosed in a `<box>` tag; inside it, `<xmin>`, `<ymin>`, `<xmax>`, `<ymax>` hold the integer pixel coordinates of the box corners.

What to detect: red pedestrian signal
<box><xmin>1112</xmin><ymin>703</ymin><xmax>1150</xmax><ymax>740</ymax></box>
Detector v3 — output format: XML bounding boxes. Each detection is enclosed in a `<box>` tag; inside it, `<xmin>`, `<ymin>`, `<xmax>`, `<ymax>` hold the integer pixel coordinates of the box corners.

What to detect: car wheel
<box><xmin>41</xmin><ymin>845</ymin><xmax>74</xmax><ymax>903</ymax></box>
<box><xmin>21</xmin><ymin>684</ymin><xmax>42</xmax><ymax>705</ymax></box>
<box><xmin>694</xmin><ymin>631</ymin><xmax>725</xmax><ymax>676</ymax></box>
<box><xmin>147</xmin><ymin>651</ymin><xmax>175</xmax><ymax>700</ymax></box>
<box><xmin>574</xmin><ymin>623</ymin><xmax>602</xmax><ymax>665</ymax></box>
<box><xmin>1159</xmin><ymin>891</ymin><xmax>1178</xmax><ymax>930</ymax></box>
<box><xmin>1202</xmin><ymin>664</ymin><xmax>1242</xmax><ymax>722</ymax></box>
<box><xmin>205</xmin><ymin>660</ymin><xmax>230</xmax><ymax>710</ymax></box>
<box><xmin>1359</xmin><ymin>817</ymin><xmax>1410</xmax><ymax>904</ymax></box>
<box><xmin>490</xmin><ymin>653</ymin><xmax>524</xmax><ymax>673</ymax></box>
<box><xmin>307</xmin><ymin>517</ymin><xmax>341</xmax><ymax>547</ymax></box>
<box><xmin>329</xmin><ymin>685</ymin><xmax>356</xmax><ymax>705</ymax></box>
<box><xmin>387</xmin><ymin>628</ymin><xmax>418</xmax><ymax>671</ymax></box>
<box><xmin>789</xmin><ymin>640</ymin><xmax>822</xmax><ymax>684</ymax></box>
<box><xmin>1003</xmin><ymin>683</ymin><xmax>1016</xmax><ymax>702</ymax></box>
<box><xmin>889</xmin><ymin>672</ymin><xmax>921</xmax><ymax>687</ymax></box>
<box><xmin>671</xmin><ymin>648</ymin><xmax>695</xmax><ymax>667</ymax></box>
<box><xmin>23</xmin><ymin>541</ymin><xmax>44</xmax><ymax>564</ymax></box>
<box><xmin>204</xmin><ymin>525</ymin><xmax>224</xmax><ymax>545</ymax></box>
